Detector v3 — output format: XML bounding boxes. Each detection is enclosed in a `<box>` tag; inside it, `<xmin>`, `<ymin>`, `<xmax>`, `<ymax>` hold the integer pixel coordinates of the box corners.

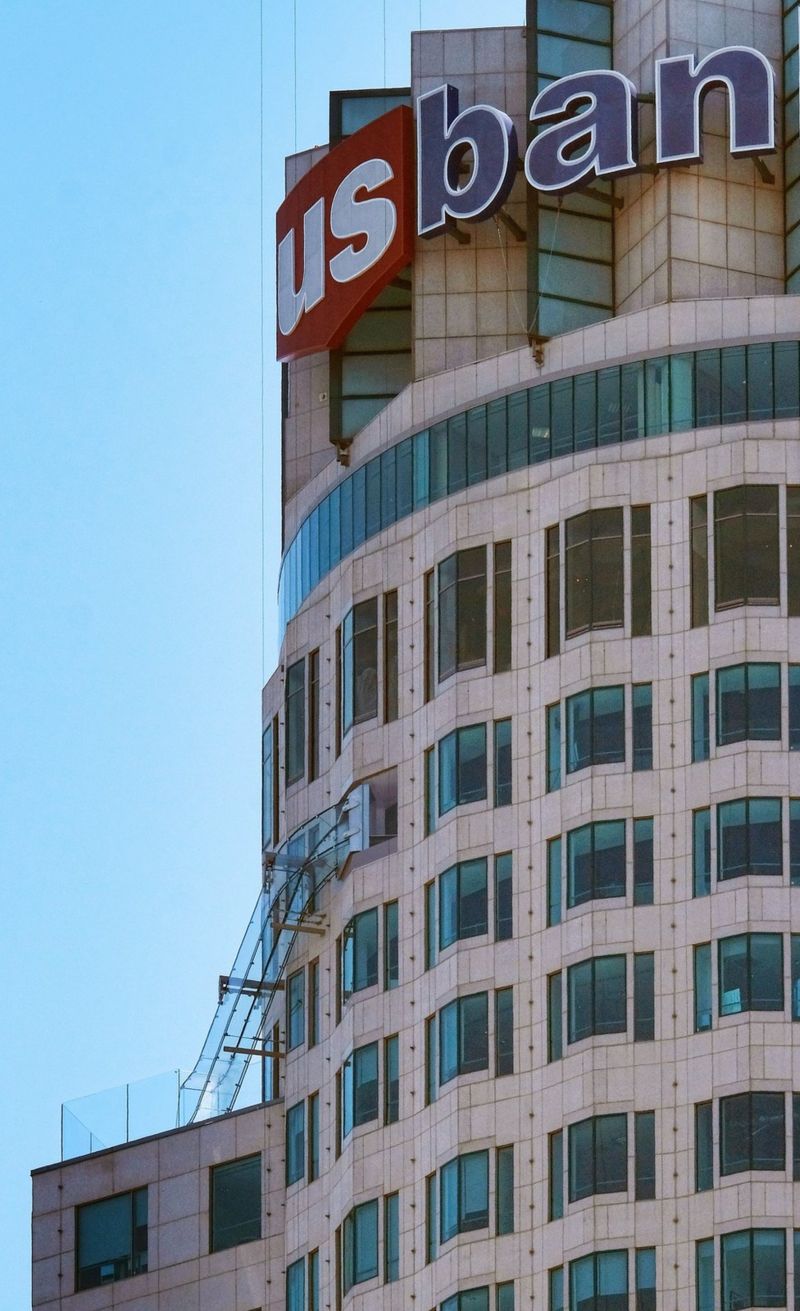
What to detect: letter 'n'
<box><xmin>655</xmin><ymin>46</ymin><xmax>775</xmax><ymax>165</ymax></box>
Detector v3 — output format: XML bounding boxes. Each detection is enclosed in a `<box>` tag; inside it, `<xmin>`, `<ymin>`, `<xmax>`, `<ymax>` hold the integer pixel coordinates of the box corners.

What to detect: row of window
<box><xmin>425</xmin><ymin>542</ymin><xmax>512</xmax><ymax>692</ymax></box>
<box><xmin>695</xmin><ymin>1092</ymin><xmax>800</xmax><ymax>1188</ymax></box>
<box><xmin>695</xmin><ymin>1229</ymin><xmax>800</xmax><ymax>1311</ymax></box>
<box><xmin>75</xmin><ymin>1156</ymin><xmax>262</xmax><ymax>1290</ymax></box>
<box><xmin>548</xmin><ymin>1112</ymin><xmax>655</xmax><ymax>1218</ymax></box>
<box><xmin>424</xmin><ymin>989</ymin><xmax>514</xmax><ymax>1102</ymax></box>
<box><xmin>692</xmin><ymin>662</ymin><xmax>800</xmax><ymax>759</ymax></box>
<box><xmin>424</xmin><ymin>1146</ymin><xmax>514</xmax><ymax>1259</ymax></box>
<box><xmin>549</xmin><ymin>1248</ymin><xmax>656</xmax><ymax>1311</ymax></box>
<box><xmin>547</xmin><ymin>817</ymin><xmax>653</xmax><ymax>921</ymax></box>
<box><xmin>693</xmin><ymin>934</ymin><xmax>800</xmax><ymax>1030</ymax></box>
<box><xmin>691</xmin><ymin>485</ymin><xmax>800</xmax><ymax>622</ymax></box>
<box><xmin>546</xmin><ymin>683</ymin><xmax>652</xmax><ymax>791</ymax></box>
<box><xmin>692</xmin><ymin>798</ymin><xmax>800</xmax><ymax>892</ymax></box>
<box><xmin>279</xmin><ymin>341</ymin><xmax>800</xmax><ymax>632</ymax></box>
<box><xmin>547</xmin><ymin>953</ymin><xmax>655</xmax><ymax>1059</ymax></box>
<box><xmin>545</xmin><ymin>506</ymin><xmax>651</xmax><ymax>654</ymax></box>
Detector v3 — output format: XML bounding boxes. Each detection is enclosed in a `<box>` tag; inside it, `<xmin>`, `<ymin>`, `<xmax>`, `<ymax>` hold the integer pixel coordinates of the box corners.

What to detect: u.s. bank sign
<box><xmin>276</xmin><ymin>44</ymin><xmax>776</xmax><ymax>362</ymax></box>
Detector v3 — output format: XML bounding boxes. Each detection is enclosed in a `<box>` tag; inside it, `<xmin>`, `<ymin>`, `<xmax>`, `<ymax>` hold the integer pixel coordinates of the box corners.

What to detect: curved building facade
<box><xmin>32</xmin><ymin>6</ymin><xmax>800</xmax><ymax>1311</ymax></box>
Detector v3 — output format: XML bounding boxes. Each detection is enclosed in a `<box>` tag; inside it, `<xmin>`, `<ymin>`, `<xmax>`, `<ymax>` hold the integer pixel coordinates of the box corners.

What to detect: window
<box><xmin>440</xmin><ymin>1151</ymin><xmax>489</xmax><ymax>1242</ymax></box>
<box><xmin>262</xmin><ymin>716</ymin><xmax>279</xmax><ymax>850</ymax></box>
<box><xmin>634</xmin><ymin>818</ymin><xmax>654</xmax><ymax>905</ymax></box>
<box><xmin>546</xmin><ymin>524</ymin><xmax>561</xmax><ymax>657</ymax></box>
<box><xmin>566</xmin><ymin>686</ymin><xmax>624</xmax><ymax>773</ymax></box>
<box><xmin>341</xmin><ymin>598</ymin><xmax>378</xmax><ymax>734</ymax></box>
<box><xmin>308</xmin><ymin>648</ymin><xmax>319</xmax><ymax>781</ymax></box>
<box><xmin>384</xmin><ymin>1193</ymin><xmax>399</xmax><ymax>1283</ymax></box>
<box><xmin>693</xmin><ymin>808</ymin><xmax>711</xmax><ymax>897</ymax></box>
<box><xmin>384</xmin><ymin>1035</ymin><xmax>399</xmax><ymax>1125</ymax></box>
<box><xmin>425</xmin><ymin>745</ymin><xmax>436</xmax><ymax>835</ymax></box>
<box><xmin>494</xmin><ymin>853</ymin><xmax>513</xmax><ymax>941</ymax></box>
<box><xmin>567</xmin><ymin>819</ymin><xmax>626</xmax><ymax>907</ymax></box>
<box><xmin>792</xmin><ymin>800</ymin><xmax>800</xmax><ymax>887</ymax></box>
<box><xmin>308</xmin><ymin>1092</ymin><xmax>320</xmax><ymax>1182</ymax></box>
<box><xmin>690</xmin><ymin>495</ymin><xmax>709</xmax><ymax>627</ymax></box>
<box><xmin>439</xmin><ymin>858</ymin><xmax>488</xmax><ymax>948</ymax></box>
<box><xmin>634</xmin><ymin>953</ymin><xmax>655</xmax><ymax>1041</ymax></box>
<box><xmin>308</xmin><ymin>958</ymin><xmax>319</xmax><ymax>1047</ymax></box>
<box><xmin>565</xmin><ymin>507</ymin><xmax>624</xmax><ymax>635</ymax></box>
<box><xmin>494</xmin><ymin>541</ymin><xmax>512</xmax><ymax>672</ymax></box>
<box><xmin>342</xmin><ymin>1199</ymin><xmax>379</xmax><ymax>1294</ymax></box>
<box><xmin>720</xmin><ymin>1092</ymin><xmax>785</xmax><ymax>1174</ymax></box>
<box><xmin>497</xmin><ymin>1287</ymin><xmax>515</xmax><ymax>1311</ymax></box>
<box><xmin>790</xmin><ymin>487</ymin><xmax>800</xmax><ymax>614</ymax></box>
<box><xmin>717</xmin><ymin>798</ymin><xmax>782</xmax><ymax>880</ymax></box>
<box><xmin>438</xmin><ymin>546</ymin><xmax>487</xmax><ymax>679</ymax></box>
<box><xmin>495</xmin><ymin>989</ymin><xmax>514</xmax><ymax>1076</ymax></box>
<box><xmin>632</xmin><ymin>683</ymin><xmax>653</xmax><ymax>771</ymax></box>
<box><xmin>547</xmin><ymin>702</ymin><xmax>562</xmax><ymax>790</ymax></box>
<box><xmin>631</xmin><ymin>505</ymin><xmax>652</xmax><ymax>637</ymax></box>
<box><xmin>714</xmin><ymin>485</ymin><xmax>780</xmax><ymax>609</ymax></box>
<box><xmin>341</xmin><ymin>908</ymin><xmax>378</xmax><ymax>1001</ymax></box>
<box><xmin>494</xmin><ymin>718</ymin><xmax>512</xmax><ymax>806</ymax></box>
<box><xmin>342</xmin><ymin>1042</ymin><xmax>379</xmax><ymax>1140</ymax></box>
<box><xmin>569</xmin><ymin>1250</ymin><xmax>628</xmax><ymax>1311</ymax></box>
<box><xmin>383</xmin><ymin>901</ymin><xmax>399</xmax><ymax>990</ymax></box>
<box><xmin>719</xmin><ymin>933</ymin><xmax>784</xmax><ymax>1015</ymax></box>
<box><xmin>696</xmin><ymin>1238</ymin><xmax>714</xmax><ymax>1311</ymax></box>
<box><xmin>383</xmin><ymin>590</ymin><xmax>398</xmax><ymax>722</ymax></box>
<box><xmin>547</xmin><ymin>836</ymin><xmax>562</xmax><ymax>926</ymax></box>
<box><xmin>209</xmin><ymin>1155</ymin><xmax>261</xmax><ymax>1252</ymax></box>
<box><xmin>440</xmin><ymin>993</ymin><xmax>489</xmax><ymax>1084</ymax></box>
<box><xmin>287</xmin><ymin>969</ymin><xmax>305</xmax><ymax>1052</ymax></box>
<box><xmin>287</xmin><ymin>1257</ymin><xmax>305</xmax><ymax>1311</ymax></box>
<box><xmin>691</xmin><ymin>672</ymin><xmax>709</xmax><ymax>761</ymax></box>
<box><xmin>567</xmin><ymin>955</ymin><xmax>626</xmax><ymax>1043</ymax></box>
<box><xmin>793</xmin><ymin>935</ymin><xmax>800</xmax><ymax>1020</ymax></box>
<box><xmin>694</xmin><ymin>943</ymin><xmax>712</xmax><ymax>1032</ymax></box>
<box><xmin>286</xmin><ymin>658</ymin><xmax>305</xmax><ymax>785</ymax></box>
<box><xmin>550</xmin><ymin>1267</ymin><xmax>565</xmax><ymax>1311</ymax></box>
<box><xmin>495</xmin><ymin>1146</ymin><xmax>514</xmax><ymax>1235</ymax></box>
<box><xmin>721</xmin><ymin>1229</ymin><xmax>786</xmax><ymax>1309</ymax></box>
<box><xmin>424</xmin><ymin>569</ymin><xmax>435</xmax><ymax>702</ymax></box>
<box><xmin>286</xmin><ymin>1102</ymin><xmax>305</xmax><ymax>1185</ymax></box>
<box><xmin>549</xmin><ymin>1130</ymin><xmax>563</xmax><ymax>1220</ymax></box>
<box><xmin>76</xmin><ymin>1188</ymin><xmax>148</xmax><ymax>1290</ymax></box>
<box><xmin>548</xmin><ymin>971</ymin><xmax>563</xmax><ymax>1062</ymax></box>
<box><xmin>792</xmin><ymin>666</ymin><xmax>800</xmax><ymax>749</ymax></box>
<box><xmin>635</xmin><ymin>1111</ymin><xmax>656</xmax><ymax>1199</ymax></box>
<box><xmin>695</xmin><ymin>1100</ymin><xmax>713</xmax><ymax>1192</ymax></box>
<box><xmin>636</xmin><ymin>1249</ymin><xmax>656</xmax><ymax>1311</ymax></box>
<box><xmin>569</xmin><ymin>1114</ymin><xmax>627</xmax><ymax>1201</ymax></box>
<box><xmin>425</xmin><ymin>1172</ymin><xmax>437</xmax><ymax>1264</ymax></box>
<box><xmin>441</xmin><ymin>1291</ymin><xmax>490</xmax><ymax>1311</ymax></box>
<box><xmin>438</xmin><ymin>723</ymin><xmax>487</xmax><ymax>814</ymax></box>
<box><xmin>425</xmin><ymin>881</ymin><xmax>437</xmax><ymax>969</ymax></box>
<box><xmin>794</xmin><ymin>1096</ymin><xmax>800</xmax><ymax>1181</ymax></box>
<box><xmin>717</xmin><ymin>663</ymin><xmax>781</xmax><ymax>745</ymax></box>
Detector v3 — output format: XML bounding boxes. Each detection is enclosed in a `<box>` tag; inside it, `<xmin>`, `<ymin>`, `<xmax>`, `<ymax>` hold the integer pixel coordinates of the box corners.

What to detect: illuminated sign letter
<box><xmin>277</xmin><ymin>197</ymin><xmax>326</xmax><ymax>339</ymax></box>
<box><xmin>329</xmin><ymin>159</ymin><xmax>397</xmax><ymax>285</ymax></box>
<box><xmin>524</xmin><ymin>70</ymin><xmax>637</xmax><ymax>194</ymax></box>
<box><xmin>417</xmin><ymin>83</ymin><xmax>518</xmax><ymax>237</ymax></box>
<box><xmin>655</xmin><ymin>45</ymin><xmax>775</xmax><ymax>165</ymax></box>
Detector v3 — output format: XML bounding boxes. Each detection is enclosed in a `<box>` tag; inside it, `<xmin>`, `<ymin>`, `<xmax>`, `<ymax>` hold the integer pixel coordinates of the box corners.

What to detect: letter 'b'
<box><xmin>417</xmin><ymin>84</ymin><xmax>518</xmax><ymax>237</ymax></box>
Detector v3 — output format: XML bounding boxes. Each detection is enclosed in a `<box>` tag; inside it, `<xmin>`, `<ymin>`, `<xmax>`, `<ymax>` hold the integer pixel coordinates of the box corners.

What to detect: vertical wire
<box><xmin>260</xmin><ymin>0</ymin><xmax>265</xmax><ymax>682</ymax></box>
<box><xmin>383</xmin><ymin>0</ymin><xmax>387</xmax><ymax>84</ymax></box>
<box><xmin>293</xmin><ymin>0</ymin><xmax>298</xmax><ymax>152</ymax></box>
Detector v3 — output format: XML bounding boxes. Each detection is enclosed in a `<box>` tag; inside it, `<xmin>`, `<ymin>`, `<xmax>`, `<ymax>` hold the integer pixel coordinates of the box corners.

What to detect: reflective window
<box><xmin>690</xmin><ymin>496</ymin><xmax>709</xmax><ymax>628</ymax></box>
<box><xmin>790</xmin><ymin>666</ymin><xmax>800</xmax><ymax>749</ymax></box>
<box><xmin>439</xmin><ymin>546</ymin><xmax>487</xmax><ymax>680</ymax></box>
<box><xmin>494</xmin><ymin>718</ymin><xmax>512</xmax><ymax>806</ymax></box>
<box><xmin>720</xmin><ymin>1092</ymin><xmax>785</xmax><ymax>1175</ymax></box>
<box><xmin>383</xmin><ymin>901</ymin><xmax>399</xmax><ymax>990</ymax></box>
<box><xmin>547</xmin><ymin>703</ymin><xmax>562</xmax><ymax>791</ymax></box>
<box><xmin>285</xmin><ymin>658</ymin><xmax>305</xmax><ymax>785</ymax></box>
<box><xmin>632</xmin><ymin>683</ymin><xmax>653</xmax><ymax>771</ymax></box>
<box><xmin>285</xmin><ymin>1102</ymin><xmax>305</xmax><ymax>1186</ymax></box>
<box><xmin>692</xmin><ymin>672</ymin><xmax>710</xmax><ymax>761</ymax></box>
<box><xmin>567</xmin><ymin>955</ymin><xmax>626</xmax><ymax>1043</ymax></box>
<box><xmin>714</xmin><ymin>485</ymin><xmax>780</xmax><ymax>609</ymax></box>
<box><xmin>439</xmin><ymin>859</ymin><xmax>488</xmax><ymax>948</ymax></box>
<box><xmin>635</xmin><ymin>1112</ymin><xmax>656</xmax><ymax>1198</ymax></box>
<box><xmin>694</xmin><ymin>943</ymin><xmax>712</xmax><ymax>1032</ymax></box>
<box><xmin>634</xmin><ymin>953</ymin><xmax>655</xmax><ymax>1042</ymax></box>
<box><xmin>721</xmin><ymin>1229</ymin><xmax>786</xmax><ymax>1310</ymax></box>
<box><xmin>383</xmin><ymin>591</ymin><xmax>398</xmax><ymax>723</ymax></box>
<box><xmin>634</xmin><ymin>818</ymin><xmax>654</xmax><ymax>906</ymax></box>
<box><xmin>719</xmin><ymin>933</ymin><xmax>784</xmax><ymax>1015</ymax></box>
<box><xmin>210</xmin><ymin>1156</ymin><xmax>261</xmax><ymax>1253</ymax></box>
<box><xmin>566</xmin><ymin>686</ymin><xmax>625</xmax><ymax>774</ymax></box>
<box><xmin>286</xmin><ymin>1257</ymin><xmax>305</xmax><ymax>1311</ymax></box>
<box><xmin>565</xmin><ymin>508</ymin><xmax>624</xmax><ymax>636</ymax></box>
<box><xmin>696</xmin><ymin>1238</ymin><xmax>714</xmax><ymax>1311</ymax></box>
<box><xmin>494</xmin><ymin>853</ymin><xmax>513</xmax><ymax>941</ymax></box>
<box><xmin>548</xmin><ymin>971</ymin><xmax>563</xmax><ymax>1062</ymax></box>
<box><xmin>440</xmin><ymin>1151</ymin><xmax>489</xmax><ymax>1242</ymax></box>
<box><xmin>341</xmin><ymin>908</ymin><xmax>378</xmax><ymax>1000</ymax></box>
<box><xmin>341</xmin><ymin>598</ymin><xmax>378</xmax><ymax>733</ymax></box>
<box><xmin>384</xmin><ymin>1192</ymin><xmax>399</xmax><ymax>1283</ymax></box>
<box><xmin>342</xmin><ymin>1199</ymin><xmax>379</xmax><ymax>1293</ymax></box>
<box><xmin>550</xmin><ymin>1266</ymin><xmax>565</xmax><ymax>1311</ymax></box>
<box><xmin>76</xmin><ymin>1188</ymin><xmax>148</xmax><ymax>1290</ymax></box>
<box><xmin>716</xmin><ymin>663</ymin><xmax>781</xmax><ymax>745</ymax></box>
<box><xmin>495</xmin><ymin>1146</ymin><xmax>514</xmax><ymax>1235</ymax></box>
<box><xmin>717</xmin><ymin>797</ymin><xmax>782</xmax><ymax>880</ymax></box>
<box><xmin>695</xmin><ymin>1102</ymin><xmax>713</xmax><ymax>1192</ymax></box>
<box><xmin>286</xmin><ymin>969</ymin><xmax>305</xmax><ymax>1052</ymax></box>
<box><xmin>636</xmin><ymin>1248</ymin><xmax>656</xmax><ymax>1311</ymax></box>
<box><xmin>440</xmin><ymin>993</ymin><xmax>489</xmax><ymax>1085</ymax></box>
<box><xmin>495</xmin><ymin>989</ymin><xmax>514</xmax><ymax>1077</ymax></box>
<box><xmin>631</xmin><ymin>505</ymin><xmax>652</xmax><ymax>637</ymax></box>
<box><xmin>547</xmin><ymin>836</ymin><xmax>562</xmax><ymax>926</ymax></box>
<box><xmin>549</xmin><ymin>1130</ymin><xmax>563</xmax><ymax>1221</ymax></box>
<box><xmin>494</xmin><ymin>541</ymin><xmax>512</xmax><ymax>673</ymax></box>
<box><xmin>569</xmin><ymin>1114</ymin><xmax>627</xmax><ymax>1201</ymax></box>
<box><xmin>438</xmin><ymin>723</ymin><xmax>488</xmax><ymax>813</ymax></box>
<box><xmin>567</xmin><ymin>819</ymin><xmax>626</xmax><ymax>907</ymax></box>
<box><xmin>384</xmin><ymin>1035</ymin><xmax>399</xmax><ymax>1126</ymax></box>
<box><xmin>441</xmin><ymin>1290</ymin><xmax>490</xmax><ymax>1311</ymax></box>
<box><xmin>569</xmin><ymin>1250</ymin><xmax>628</xmax><ymax>1311</ymax></box>
<box><xmin>693</xmin><ymin>808</ymin><xmax>711</xmax><ymax>897</ymax></box>
<box><xmin>341</xmin><ymin>1042</ymin><xmax>379</xmax><ymax>1140</ymax></box>
<box><xmin>308</xmin><ymin>1093</ymin><xmax>319</xmax><ymax>1182</ymax></box>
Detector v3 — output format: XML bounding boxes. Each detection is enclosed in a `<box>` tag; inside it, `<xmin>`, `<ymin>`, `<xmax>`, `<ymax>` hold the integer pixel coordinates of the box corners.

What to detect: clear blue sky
<box><xmin>0</xmin><ymin>1</ymin><xmax>522</xmax><ymax>1302</ymax></box>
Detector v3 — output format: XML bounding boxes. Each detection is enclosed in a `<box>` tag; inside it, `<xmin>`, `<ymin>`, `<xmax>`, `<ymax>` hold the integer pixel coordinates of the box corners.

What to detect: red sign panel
<box><xmin>276</xmin><ymin>105</ymin><xmax>414</xmax><ymax>363</ymax></box>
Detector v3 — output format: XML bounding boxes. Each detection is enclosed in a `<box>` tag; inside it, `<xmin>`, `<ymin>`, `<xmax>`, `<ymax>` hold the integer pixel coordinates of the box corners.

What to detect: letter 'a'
<box><xmin>525</xmin><ymin>70</ymin><xmax>638</xmax><ymax>193</ymax></box>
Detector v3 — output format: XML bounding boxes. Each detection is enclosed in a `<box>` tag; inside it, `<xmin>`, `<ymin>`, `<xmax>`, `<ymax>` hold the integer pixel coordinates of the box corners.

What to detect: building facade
<box><xmin>32</xmin><ymin>3</ymin><xmax>800</xmax><ymax>1310</ymax></box>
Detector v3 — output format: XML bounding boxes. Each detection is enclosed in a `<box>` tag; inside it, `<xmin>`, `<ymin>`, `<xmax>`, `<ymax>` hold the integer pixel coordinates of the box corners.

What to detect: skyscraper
<box><xmin>33</xmin><ymin>5</ymin><xmax>800</xmax><ymax>1309</ymax></box>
